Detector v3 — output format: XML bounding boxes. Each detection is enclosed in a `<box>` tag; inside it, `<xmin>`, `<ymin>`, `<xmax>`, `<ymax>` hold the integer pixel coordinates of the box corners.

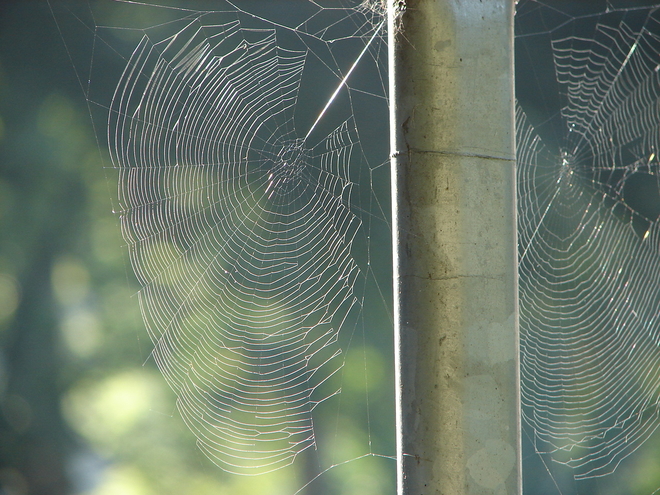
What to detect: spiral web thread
<box><xmin>105</xmin><ymin>2</ymin><xmax>388</xmax><ymax>476</ymax></box>
<box><xmin>517</xmin><ymin>4</ymin><xmax>660</xmax><ymax>480</ymax></box>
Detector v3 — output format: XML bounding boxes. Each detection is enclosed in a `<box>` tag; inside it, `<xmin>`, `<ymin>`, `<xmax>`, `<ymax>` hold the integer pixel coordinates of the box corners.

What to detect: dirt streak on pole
<box><xmin>389</xmin><ymin>1</ymin><xmax>521</xmax><ymax>494</ymax></box>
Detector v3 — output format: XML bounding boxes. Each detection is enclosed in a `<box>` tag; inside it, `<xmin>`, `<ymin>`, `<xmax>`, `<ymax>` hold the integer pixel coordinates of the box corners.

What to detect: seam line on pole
<box><xmin>392</xmin><ymin>149</ymin><xmax>515</xmax><ymax>162</ymax></box>
<box><xmin>408</xmin><ymin>274</ymin><xmax>501</xmax><ymax>281</ymax></box>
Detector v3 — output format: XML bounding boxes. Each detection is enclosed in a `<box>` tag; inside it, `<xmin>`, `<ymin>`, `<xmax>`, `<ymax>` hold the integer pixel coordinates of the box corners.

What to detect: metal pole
<box><xmin>389</xmin><ymin>1</ymin><xmax>520</xmax><ymax>494</ymax></box>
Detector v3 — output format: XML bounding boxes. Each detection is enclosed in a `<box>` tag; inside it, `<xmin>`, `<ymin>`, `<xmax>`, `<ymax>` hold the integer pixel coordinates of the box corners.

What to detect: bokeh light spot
<box><xmin>51</xmin><ymin>257</ymin><xmax>90</xmax><ymax>306</ymax></box>
<box><xmin>60</xmin><ymin>309</ymin><xmax>103</xmax><ymax>358</ymax></box>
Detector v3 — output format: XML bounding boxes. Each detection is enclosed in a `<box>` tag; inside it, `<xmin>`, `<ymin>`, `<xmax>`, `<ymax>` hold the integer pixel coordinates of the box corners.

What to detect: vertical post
<box><xmin>389</xmin><ymin>1</ymin><xmax>520</xmax><ymax>494</ymax></box>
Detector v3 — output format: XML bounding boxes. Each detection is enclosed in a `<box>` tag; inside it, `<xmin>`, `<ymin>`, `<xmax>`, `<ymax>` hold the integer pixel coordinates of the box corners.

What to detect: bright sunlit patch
<box><xmin>61</xmin><ymin>371</ymin><xmax>167</xmax><ymax>450</ymax></box>
<box><xmin>91</xmin><ymin>465</ymin><xmax>150</xmax><ymax>495</ymax></box>
<box><xmin>59</xmin><ymin>309</ymin><xmax>103</xmax><ymax>358</ymax></box>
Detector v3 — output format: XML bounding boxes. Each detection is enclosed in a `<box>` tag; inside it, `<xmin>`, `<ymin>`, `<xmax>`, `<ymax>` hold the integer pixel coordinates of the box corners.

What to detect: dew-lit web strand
<box><xmin>517</xmin><ymin>4</ymin><xmax>660</xmax><ymax>481</ymax></box>
<box><xmin>49</xmin><ymin>0</ymin><xmax>391</xmax><ymax>480</ymax></box>
<box><xmin>128</xmin><ymin>47</ymin><xmax>322</xmax><ymax>468</ymax></box>
<box><xmin>114</xmin><ymin>20</ymin><xmax>366</xmax><ymax>222</ymax></box>
<box><xmin>520</xmin><ymin>0</ymin><xmax>660</xmax><ymax>436</ymax></box>
<box><xmin>297</xmin><ymin>14</ymin><xmax>388</xmax><ymax>468</ymax></box>
<box><xmin>306</xmin><ymin>15</ymin><xmax>390</xmax><ymax>459</ymax></box>
<box><xmin>555</xmin><ymin>23</ymin><xmax>660</xmax><ymax>204</ymax></box>
<box><xmin>114</xmin><ymin>38</ymin><xmax>283</xmax><ymax>246</ymax></box>
<box><xmin>519</xmin><ymin>15</ymin><xmax>660</xmax><ymax>262</ymax></box>
<box><xmin>101</xmin><ymin>6</ymin><xmax>384</xmax><ymax>225</ymax></box>
<box><xmin>304</xmin><ymin>20</ymin><xmax>385</xmax><ymax>143</ymax></box>
<box><xmin>226</xmin><ymin>0</ymin><xmax>387</xmax><ymax>115</ymax></box>
<box><xmin>556</xmin><ymin>25</ymin><xmax>646</xmax><ymax>157</ymax></box>
<box><xmin>100</xmin><ymin>3</ymin><xmax>392</xmax><ymax>476</ymax></box>
<box><xmin>53</xmin><ymin>0</ymin><xmax>386</xmax><ymax>150</ymax></box>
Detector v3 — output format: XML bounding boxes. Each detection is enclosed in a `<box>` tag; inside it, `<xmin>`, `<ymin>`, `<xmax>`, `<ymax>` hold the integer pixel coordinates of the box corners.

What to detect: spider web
<box><xmin>51</xmin><ymin>0</ymin><xmax>393</xmax><ymax>489</ymax></box>
<box><xmin>516</xmin><ymin>0</ymin><xmax>660</xmax><ymax>487</ymax></box>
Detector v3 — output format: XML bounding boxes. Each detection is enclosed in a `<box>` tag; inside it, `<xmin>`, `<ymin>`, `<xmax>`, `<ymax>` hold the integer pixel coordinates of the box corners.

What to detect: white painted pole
<box><xmin>389</xmin><ymin>1</ymin><xmax>520</xmax><ymax>494</ymax></box>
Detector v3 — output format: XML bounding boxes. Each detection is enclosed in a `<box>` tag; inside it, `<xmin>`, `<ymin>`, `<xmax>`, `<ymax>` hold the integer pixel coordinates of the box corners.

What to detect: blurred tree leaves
<box><xmin>0</xmin><ymin>2</ymin><xmax>144</xmax><ymax>493</ymax></box>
